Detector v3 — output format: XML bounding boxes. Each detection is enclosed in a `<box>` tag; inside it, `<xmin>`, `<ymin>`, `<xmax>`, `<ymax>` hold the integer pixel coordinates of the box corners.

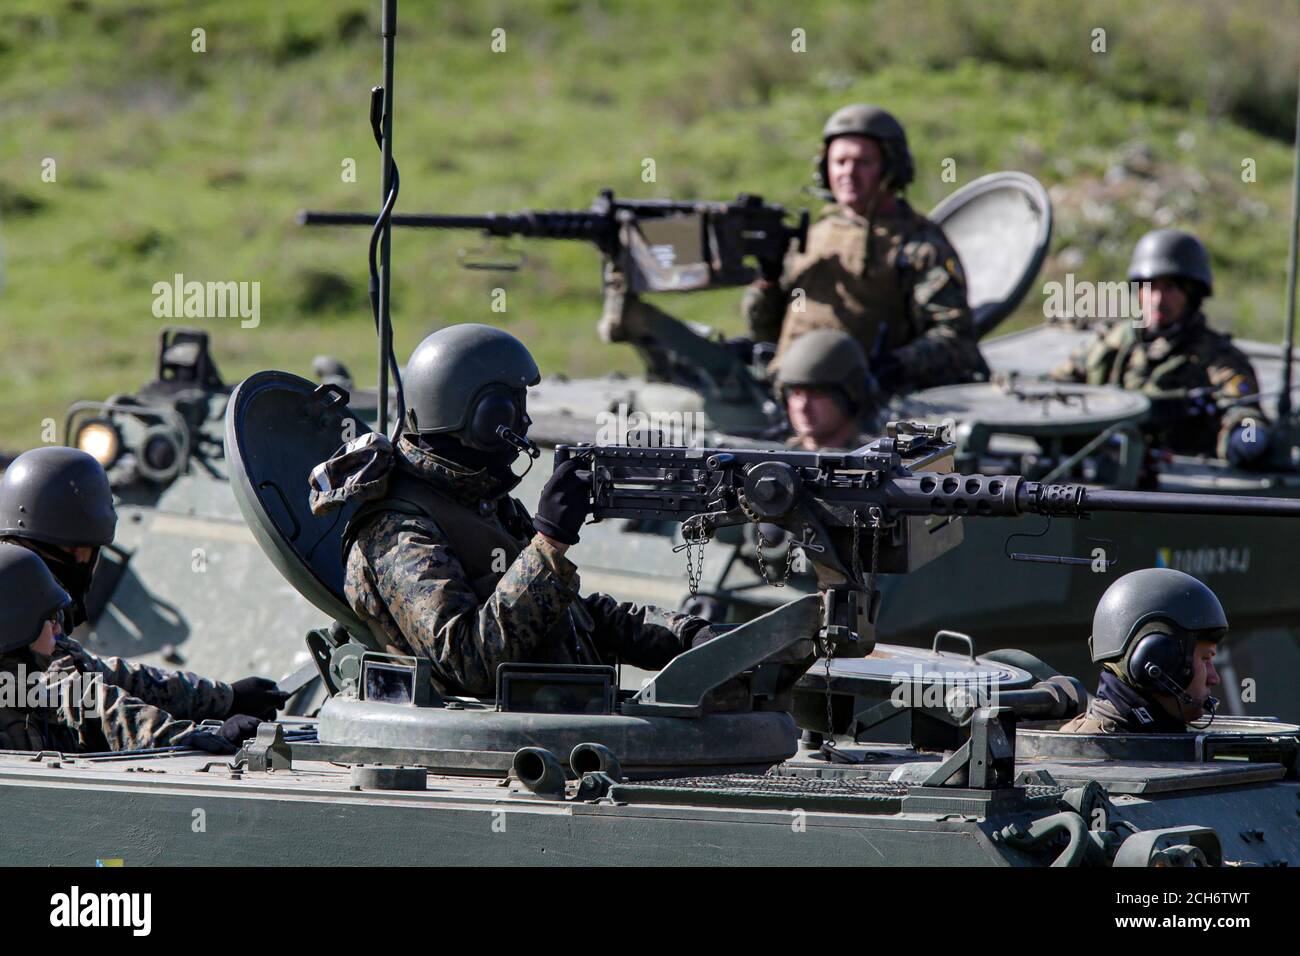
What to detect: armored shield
<box><xmin>225</xmin><ymin>370</ymin><xmax>370</xmax><ymax>633</ymax></box>
<box><xmin>928</xmin><ymin>171</ymin><xmax>1053</xmax><ymax>338</ymax></box>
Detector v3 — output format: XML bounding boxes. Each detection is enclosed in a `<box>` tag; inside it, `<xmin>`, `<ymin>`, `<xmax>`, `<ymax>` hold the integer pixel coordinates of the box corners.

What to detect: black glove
<box><xmin>1226</xmin><ymin>422</ymin><xmax>1271</xmax><ymax>467</ymax></box>
<box><xmin>229</xmin><ymin>676</ymin><xmax>290</xmax><ymax>721</ymax></box>
<box><xmin>534</xmin><ymin>457</ymin><xmax>592</xmax><ymax>545</ymax></box>
<box><xmin>758</xmin><ymin>255</ymin><xmax>784</xmax><ymax>283</ymax></box>
<box><xmin>186</xmin><ymin>714</ymin><xmax>263</xmax><ymax>755</ymax></box>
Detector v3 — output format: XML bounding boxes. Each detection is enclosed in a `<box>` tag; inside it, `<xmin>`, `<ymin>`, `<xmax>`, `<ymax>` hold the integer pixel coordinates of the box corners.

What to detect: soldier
<box><xmin>773</xmin><ymin>329</ymin><xmax>879</xmax><ymax>450</ymax></box>
<box><xmin>325</xmin><ymin>324</ymin><xmax>769</xmax><ymax>699</ymax></box>
<box><xmin>0</xmin><ymin>543</ymin><xmax>263</xmax><ymax>754</ymax></box>
<box><xmin>0</xmin><ymin>446</ymin><xmax>290</xmax><ymax>719</ymax></box>
<box><xmin>1048</xmin><ymin>229</ymin><xmax>1268</xmax><ymax>463</ymax></box>
<box><xmin>743</xmin><ymin>103</ymin><xmax>988</xmax><ymax>396</ymax></box>
<box><xmin>1059</xmin><ymin>568</ymin><xmax>1224</xmax><ymax>734</ymax></box>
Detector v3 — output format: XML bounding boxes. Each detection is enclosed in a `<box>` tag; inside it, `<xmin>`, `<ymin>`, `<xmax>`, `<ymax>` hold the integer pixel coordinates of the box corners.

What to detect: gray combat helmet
<box><xmin>819</xmin><ymin>103</ymin><xmax>915</xmax><ymax>191</ymax></box>
<box><xmin>403</xmin><ymin>324</ymin><xmax>541</xmax><ymax>438</ymax></box>
<box><xmin>1089</xmin><ymin>568</ymin><xmax>1228</xmax><ymax>665</ymax></box>
<box><xmin>774</xmin><ymin>329</ymin><xmax>871</xmax><ymax>412</ymax></box>
<box><xmin>1127</xmin><ymin>229</ymin><xmax>1213</xmax><ymax>296</ymax></box>
<box><xmin>0</xmin><ymin>542</ymin><xmax>71</xmax><ymax>653</ymax></box>
<box><xmin>0</xmin><ymin>446</ymin><xmax>117</xmax><ymax>548</ymax></box>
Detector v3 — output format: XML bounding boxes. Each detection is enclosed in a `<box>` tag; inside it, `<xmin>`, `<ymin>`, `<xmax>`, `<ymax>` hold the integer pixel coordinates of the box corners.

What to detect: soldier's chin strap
<box><xmin>1145</xmin><ymin>662</ymin><xmax>1218</xmax><ymax>729</ymax></box>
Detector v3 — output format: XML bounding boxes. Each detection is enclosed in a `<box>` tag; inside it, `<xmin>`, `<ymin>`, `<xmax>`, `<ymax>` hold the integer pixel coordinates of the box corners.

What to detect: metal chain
<box><xmin>739</xmin><ymin>493</ymin><xmax>797</xmax><ymax>588</ymax></box>
<box><xmin>681</xmin><ymin>519</ymin><xmax>711</xmax><ymax>596</ymax></box>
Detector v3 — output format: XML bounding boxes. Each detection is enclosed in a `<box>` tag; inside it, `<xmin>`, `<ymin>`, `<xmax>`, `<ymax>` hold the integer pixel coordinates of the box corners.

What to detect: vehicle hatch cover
<box><xmin>224</xmin><ymin>370</ymin><xmax>369</xmax><ymax>632</ymax></box>
<box><xmin>928</xmin><ymin>171</ymin><xmax>1053</xmax><ymax>338</ymax></box>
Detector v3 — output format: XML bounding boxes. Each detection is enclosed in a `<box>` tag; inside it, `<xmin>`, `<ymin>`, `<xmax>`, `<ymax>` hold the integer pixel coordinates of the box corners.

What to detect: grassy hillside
<box><xmin>1</xmin><ymin>0</ymin><xmax>1297</xmax><ymax>449</ymax></box>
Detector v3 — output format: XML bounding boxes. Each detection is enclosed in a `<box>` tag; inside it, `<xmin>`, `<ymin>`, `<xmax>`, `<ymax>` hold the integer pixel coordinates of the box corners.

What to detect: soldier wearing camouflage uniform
<box><xmin>743</xmin><ymin>104</ymin><xmax>988</xmax><ymax>395</ymax></box>
<box><xmin>328</xmin><ymin>325</ymin><xmax>716</xmax><ymax>699</ymax></box>
<box><xmin>0</xmin><ymin>446</ymin><xmax>290</xmax><ymax>726</ymax></box>
<box><xmin>1060</xmin><ymin>568</ymin><xmax>1224</xmax><ymax>734</ymax></box>
<box><xmin>0</xmin><ymin>543</ymin><xmax>265</xmax><ymax>754</ymax></box>
<box><xmin>774</xmin><ymin>329</ymin><xmax>879</xmax><ymax>450</ymax></box>
<box><xmin>1048</xmin><ymin>230</ymin><xmax>1268</xmax><ymax>462</ymax></box>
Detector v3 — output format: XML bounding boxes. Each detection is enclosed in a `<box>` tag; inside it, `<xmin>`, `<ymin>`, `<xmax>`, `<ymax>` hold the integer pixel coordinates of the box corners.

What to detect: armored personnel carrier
<box><xmin>3</xmin><ymin>390</ymin><xmax>1296</xmax><ymax>867</ymax></box>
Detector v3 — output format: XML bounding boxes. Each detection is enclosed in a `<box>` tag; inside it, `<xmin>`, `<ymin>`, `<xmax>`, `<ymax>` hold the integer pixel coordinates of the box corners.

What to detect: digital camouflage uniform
<box><xmin>0</xmin><ymin>636</ymin><xmax>234</xmax><ymax>752</ymax></box>
<box><xmin>344</xmin><ymin>437</ymin><xmax>708</xmax><ymax>698</ymax></box>
<box><xmin>743</xmin><ymin>202</ymin><xmax>988</xmax><ymax>392</ymax></box>
<box><xmin>1048</xmin><ymin>312</ymin><xmax>1263</xmax><ymax>456</ymax></box>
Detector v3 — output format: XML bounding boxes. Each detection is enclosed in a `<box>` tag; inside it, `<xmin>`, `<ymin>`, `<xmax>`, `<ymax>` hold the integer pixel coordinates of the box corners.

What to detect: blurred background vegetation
<box><xmin>0</xmin><ymin>0</ymin><xmax>1297</xmax><ymax>448</ymax></box>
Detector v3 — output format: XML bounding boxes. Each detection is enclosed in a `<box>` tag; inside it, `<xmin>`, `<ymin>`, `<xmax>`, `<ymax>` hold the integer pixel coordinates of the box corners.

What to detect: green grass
<box><xmin>1</xmin><ymin>0</ymin><xmax>1297</xmax><ymax>448</ymax></box>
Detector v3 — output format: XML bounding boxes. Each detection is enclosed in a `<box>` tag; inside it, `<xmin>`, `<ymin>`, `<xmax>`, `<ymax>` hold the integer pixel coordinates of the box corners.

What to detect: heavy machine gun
<box><xmin>299</xmin><ymin>188</ymin><xmax>808</xmax><ymax>293</ymax></box>
<box><xmin>556</xmin><ymin>421</ymin><xmax>1300</xmax><ymax>677</ymax></box>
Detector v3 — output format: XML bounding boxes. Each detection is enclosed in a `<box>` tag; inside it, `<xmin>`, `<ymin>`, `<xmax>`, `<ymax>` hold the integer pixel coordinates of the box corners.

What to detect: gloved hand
<box><xmin>758</xmin><ymin>256</ymin><xmax>784</xmax><ymax>283</ymax></box>
<box><xmin>229</xmin><ymin>676</ymin><xmax>290</xmax><ymax>721</ymax></box>
<box><xmin>1225</xmin><ymin>421</ymin><xmax>1271</xmax><ymax>467</ymax></box>
<box><xmin>534</xmin><ymin>457</ymin><xmax>592</xmax><ymax>545</ymax></box>
<box><xmin>186</xmin><ymin>714</ymin><xmax>263</xmax><ymax>755</ymax></box>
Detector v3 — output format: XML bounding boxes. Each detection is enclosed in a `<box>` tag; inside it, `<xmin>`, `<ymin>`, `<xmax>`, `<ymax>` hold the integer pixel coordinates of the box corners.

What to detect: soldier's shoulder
<box><xmin>1195</xmin><ymin>319</ymin><xmax>1251</xmax><ymax>357</ymax></box>
<box><xmin>898</xmin><ymin>208</ymin><xmax>961</xmax><ymax>269</ymax></box>
<box><xmin>897</xmin><ymin>204</ymin><xmax>952</xmax><ymax>247</ymax></box>
<box><xmin>351</xmin><ymin>509</ymin><xmax>449</xmax><ymax>561</ymax></box>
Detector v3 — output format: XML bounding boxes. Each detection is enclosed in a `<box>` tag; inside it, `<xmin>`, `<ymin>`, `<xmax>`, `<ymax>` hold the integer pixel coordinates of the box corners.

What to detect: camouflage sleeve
<box><xmin>579</xmin><ymin>594</ymin><xmax>707</xmax><ymax>671</ymax></box>
<box><xmin>742</xmin><ymin>279</ymin><xmax>789</xmax><ymax>344</ymax></box>
<box><xmin>41</xmin><ymin>662</ymin><xmax>214</xmax><ymax>752</ymax></box>
<box><xmin>50</xmin><ymin>636</ymin><xmax>234</xmax><ymax>721</ymax></box>
<box><xmin>351</xmin><ymin>513</ymin><xmax>582</xmax><ymax>697</ymax></box>
<box><xmin>890</xmin><ymin>227</ymin><xmax>989</xmax><ymax>389</ymax></box>
<box><xmin>1205</xmin><ymin>348</ymin><xmax>1266</xmax><ymax>455</ymax></box>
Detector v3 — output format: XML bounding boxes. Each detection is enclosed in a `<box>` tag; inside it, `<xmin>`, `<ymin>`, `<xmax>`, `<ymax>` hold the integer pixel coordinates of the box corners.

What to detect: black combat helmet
<box><xmin>774</xmin><ymin>329</ymin><xmax>871</xmax><ymax>413</ymax></box>
<box><xmin>1089</xmin><ymin>567</ymin><xmax>1227</xmax><ymax>693</ymax></box>
<box><xmin>402</xmin><ymin>324</ymin><xmax>541</xmax><ymax>453</ymax></box>
<box><xmin>1127</xmin><ymin>229</ymin><xmax>1213</xmax><ymax>297</ymax></box>
<box><xmin>0</xmin><ymin>542</ymin><xmax>72</xmax><ymax>654</ymax></box>
<box><xmin>0</xmin><ymin>446</ymin><xmax>117</xmax><ymax>548</ymax></box>
<box><xmin>817</xmin><ymin>103</ymin><xmax>915</xmax><ymax>192</ymax></box>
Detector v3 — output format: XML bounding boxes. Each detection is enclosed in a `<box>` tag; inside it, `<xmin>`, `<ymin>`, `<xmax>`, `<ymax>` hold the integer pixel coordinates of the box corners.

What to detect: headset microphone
<box><xmin>497</xmin><ymin>425</ymin><xmax>540</xmax><ymax>459</ymax></box>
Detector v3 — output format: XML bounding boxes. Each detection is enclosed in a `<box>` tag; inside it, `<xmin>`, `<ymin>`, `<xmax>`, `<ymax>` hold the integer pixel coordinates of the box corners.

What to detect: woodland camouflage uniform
<box><xmin>1048</xmin><ymin>311</ymin><xmax>1263</xmax><ymax>457</ymax></box>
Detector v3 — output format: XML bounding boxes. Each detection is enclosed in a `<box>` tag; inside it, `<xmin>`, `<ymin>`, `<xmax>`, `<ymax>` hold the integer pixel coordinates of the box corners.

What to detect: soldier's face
<box><xmin>1138</xmin><ymin>277</ymin><xmax>1189</xmax><ymax>332</ymax></box>
<box><xmin>1162</xmin><ymin>639</ymin><xmax>1220</xmax><ymax>721</ymax></box>
<box><xmin>30</xmin><ymin>618</ymin><xmax>58</xmax><ymax>657</ymax></box>
<box><xmin>827</xmin><ymin>136</ymin><xmax>886</xmax><ymax>214</ymax></box>
<box><xmin>1184</xmin><ymin>640</ymin><xmax>1220</xmax><ymax>714</ymax></box>
<box><xmin>786</xmin><ymin>386</ymin><xmax>854</xmax><ymax>449</ymax></box>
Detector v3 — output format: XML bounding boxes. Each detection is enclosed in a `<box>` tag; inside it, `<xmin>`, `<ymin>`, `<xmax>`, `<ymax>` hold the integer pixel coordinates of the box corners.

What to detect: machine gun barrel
<box><xmin>297</xmin><ymin>209</ymin><xmax>615</xmax><ymax>243</ymax></box>
<box><xmin>1018</xmin><ymin>484</ymin><xmax>1300</xmax><ymax>518</ymax></box>
<box><xmin>884</xmin><ymin>476</ymin><xmax>1300</xmax><ymax>519</ymax></box>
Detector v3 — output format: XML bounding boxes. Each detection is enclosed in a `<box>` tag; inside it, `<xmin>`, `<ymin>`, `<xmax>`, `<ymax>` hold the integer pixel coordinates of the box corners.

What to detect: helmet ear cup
<box><xmin>1127</xmin><ymin>630</ymin><xmax>1192</xmax><ymax>694</ymax></box>
<box><xmin>465</xmin><ymin>388</ymin><xmax>522</xmax><ymax>451</ymax></box>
